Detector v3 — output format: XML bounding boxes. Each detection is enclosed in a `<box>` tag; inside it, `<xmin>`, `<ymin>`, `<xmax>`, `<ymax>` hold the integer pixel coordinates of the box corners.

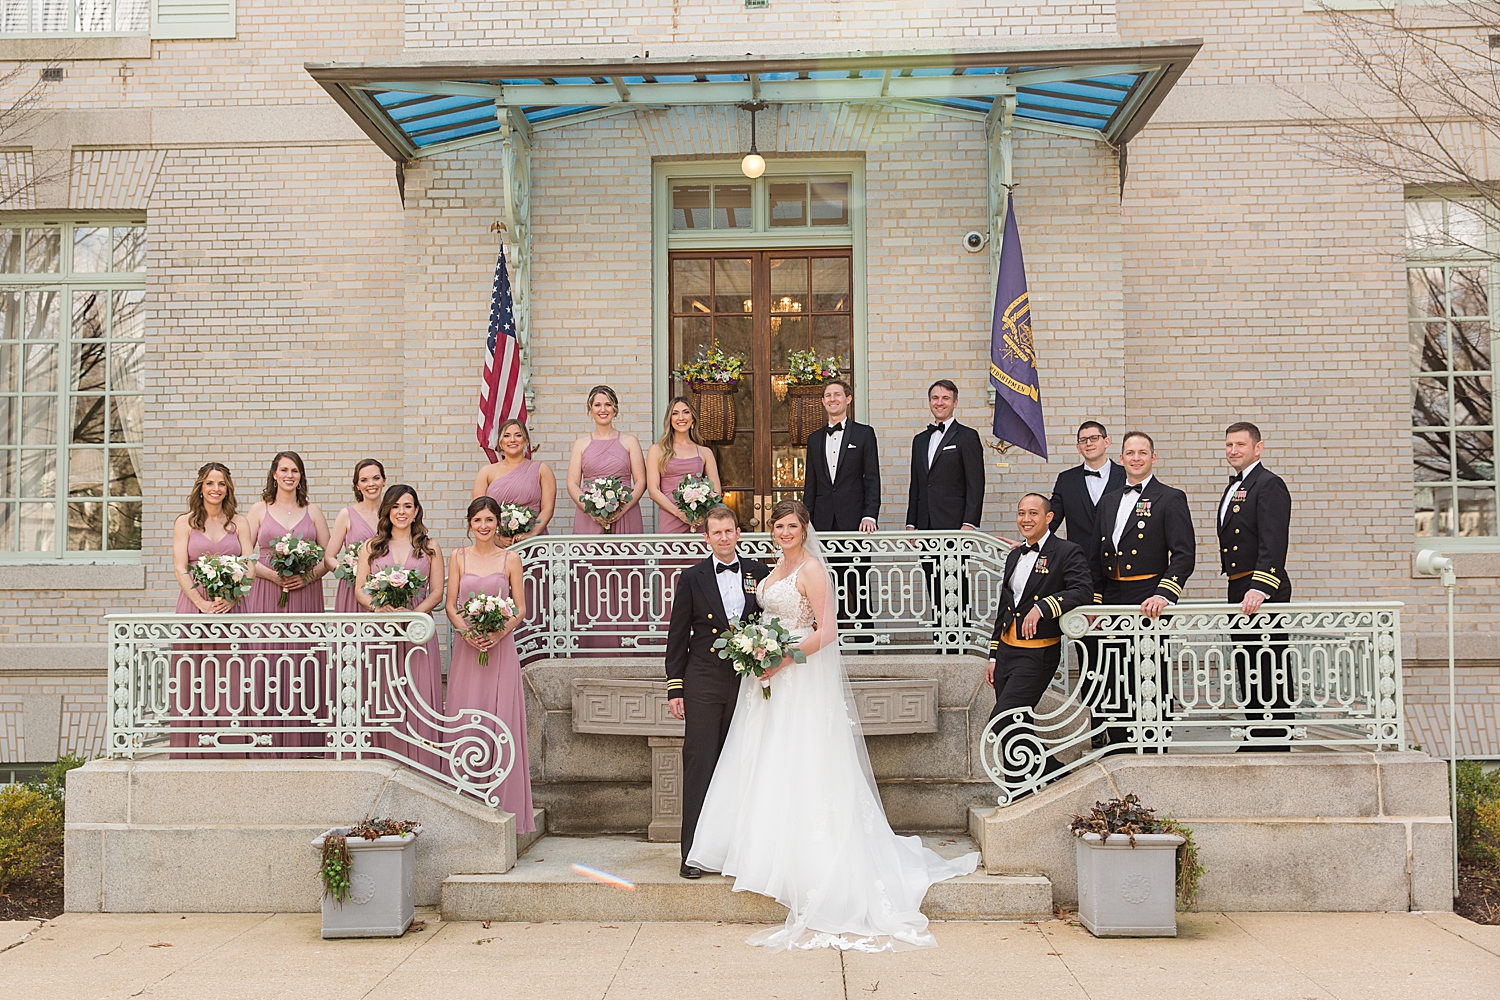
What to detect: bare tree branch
<box><xmin>0</xmin><ymin>60</ymin><xmax>64</xmax><ymax>211</ymax></box>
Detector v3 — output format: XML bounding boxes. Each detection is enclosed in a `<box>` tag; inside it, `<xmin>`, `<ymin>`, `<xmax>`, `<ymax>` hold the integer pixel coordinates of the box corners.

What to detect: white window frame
<box><xmin>0</xmin><ymin>0</ymin><xmax>150</xmax><ymax>36</ymax></box>
<box><xmin>0</xmin><ymin>215</ymin><xmax>146</xmax><ymax>564</ymax></box>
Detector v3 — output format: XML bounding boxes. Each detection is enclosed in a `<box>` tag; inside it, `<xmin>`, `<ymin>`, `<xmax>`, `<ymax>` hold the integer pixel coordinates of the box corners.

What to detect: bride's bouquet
<box><xmin>496</xmin><ymin>503</ymin><xmax>537</xmax><ymax>539</ymax></box>
<box><xmin>361</xmin><ymin>565</ymin><xmax>427</xmax><ymax>610</ymax></box>
<box><xmin>671</xmin><ymin>473</ymin><xmax>719</xmax><ymax>527</ymax></box>
<box><xmin>460</xmin><ymin>592</ymin><xmax>519</xmax><ymax>666</ymax></box>
<box><xmin>268</xmin><ymin>532</ymin><xmax>325</xmax><ymax>607</ymax></box>
<box><xmin>331</xmin><ymin>543</ymin><xmax>362</xmax><ymax>585</ymax></box>
<box><xmin>579</xmin><ymin>475</ymin><xmax>626</xmax><ymax>533</ymax></box>
<box><xmin>713</xmin><ymin>613</ymin><xmax>806</xmax><ymax>699</ymax></box>
<box><xmin>190</xmin><ymin>553</ymin><xmax>253</xmax><ymax>606</ymax></box>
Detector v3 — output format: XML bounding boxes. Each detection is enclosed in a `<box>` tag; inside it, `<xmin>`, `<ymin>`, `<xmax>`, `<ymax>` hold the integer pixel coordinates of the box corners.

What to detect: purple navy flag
<box><xmin>989</xmin><ymin>192</ymin><xmax>1047</xmax><ymax>459</ymax></box>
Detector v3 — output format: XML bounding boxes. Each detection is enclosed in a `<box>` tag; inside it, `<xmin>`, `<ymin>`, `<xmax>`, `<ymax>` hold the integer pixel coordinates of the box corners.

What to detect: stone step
<box><xmin>441</xmin><ymin>834</ymin><xmax>1053</xmax><ymax>922</ymax></box>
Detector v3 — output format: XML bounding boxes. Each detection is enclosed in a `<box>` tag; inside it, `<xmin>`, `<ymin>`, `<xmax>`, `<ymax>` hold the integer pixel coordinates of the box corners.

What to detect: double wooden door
<box><xmin>668</xmin><ymin>249</ymin><xmax>855</xmax><ymax>529</ymax></box>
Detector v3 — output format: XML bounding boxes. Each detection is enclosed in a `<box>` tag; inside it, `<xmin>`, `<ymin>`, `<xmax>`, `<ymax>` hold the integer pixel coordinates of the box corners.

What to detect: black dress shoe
<box><xmin>679</xmin><ymin>863</ymin><xmax>703</xmax><ymax>879</ymax></box>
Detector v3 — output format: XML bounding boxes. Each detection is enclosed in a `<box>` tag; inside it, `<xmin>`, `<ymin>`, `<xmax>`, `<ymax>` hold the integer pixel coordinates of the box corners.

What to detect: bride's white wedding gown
<box><xmin>688</xmin><ymin>560</ymin><xmax>979</xmax><ymax>952</ymax></box>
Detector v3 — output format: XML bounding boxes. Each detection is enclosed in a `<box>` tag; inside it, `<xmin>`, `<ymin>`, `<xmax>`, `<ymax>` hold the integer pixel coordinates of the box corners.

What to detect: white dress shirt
<box><xmin>713</xmin><ymin>554</ymin><xmax>746</xmax><ymax>621</ymax></box>
<box><xmin>1010</xmin><ymin>531</ymin><xmax>1049</xmax><ymax>605</ymax></box>
<box><xmin>926</xmin><ymin>419</ymin><xmax>951</xmax><ymax>469</ymax></box>
<box><xmin>1112</xmin><ymin>475</ymin><xmax>1153</xmax><ymax>549</ymax></box>
<box><xmin>824</xmin><ymin>421</ymin><xmax>844</xmax><ymax>482</ymax></box>
<box><xmin>1220</xmin><ymin>460</ymin><xmax>1260</xmax><ymax>525</ymax></box>
<box><xmin>1082</xmin><ymin>459</ymin><xmax>1114</xmax><ymax>506</ymax></box>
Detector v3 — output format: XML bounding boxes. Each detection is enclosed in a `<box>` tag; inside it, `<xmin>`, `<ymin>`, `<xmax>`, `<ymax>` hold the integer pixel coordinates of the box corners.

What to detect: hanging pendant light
<box><xmin>739</xmin><ymin>100</ymin><xmax>768</xmax><ymax>178</ymax></box>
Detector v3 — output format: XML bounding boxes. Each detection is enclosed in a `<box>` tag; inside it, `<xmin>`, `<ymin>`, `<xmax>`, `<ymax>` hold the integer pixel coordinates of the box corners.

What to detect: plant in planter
<box><xmin>673</xmin><ymin>346</ymin><xmax>746</xmax><ymax>444</ymax></box>
<box><xmin>1069</xmin><ymin>794</ymin><xmax>1203</xmax><ymax>937</ymax></box>
<box><xmin>313</xmin><ymin>818</ymin><xmax>421</xmax><ymax>939</ymax></box>
<box><xmin>783</xmin><ymin>350</ymin><xmax>848</xmax><ymax>446</ymax></box>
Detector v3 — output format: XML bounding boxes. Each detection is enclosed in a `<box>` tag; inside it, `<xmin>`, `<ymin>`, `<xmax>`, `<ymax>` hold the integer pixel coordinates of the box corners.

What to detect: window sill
<box><xmin>0</xmin><ymin>563</ymin><xmax>144</xmax><ymax>590</ymax></box>
<box><xmin>0</xmin><ymin>35</ymin><xmax>151</xmax><ymax>60</ymax></box>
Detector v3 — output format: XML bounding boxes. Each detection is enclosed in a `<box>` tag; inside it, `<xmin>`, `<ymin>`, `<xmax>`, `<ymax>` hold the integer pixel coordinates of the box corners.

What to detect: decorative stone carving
<box><xmin>648</xmin><ymin>737</ymin><xmax>683</xmax><ymax>842</ymax></box>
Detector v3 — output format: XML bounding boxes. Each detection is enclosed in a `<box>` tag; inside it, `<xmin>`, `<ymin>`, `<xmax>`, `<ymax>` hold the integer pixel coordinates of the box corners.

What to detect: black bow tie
<box><xmin>1228</xmin><ymin>471</ymin><xmax>1243</xmax><ymax>483</ymax></box>
<box><xmin>827</xmin><ymin>422</ymin><xmax>844</xmax><ymax>434</ymax></box>
<box><xmin>716</xmin><ymin>561</ymin><xmax>740</xmax><ymax>575</ymax></box>
<box><xmin>1019</xmin><ymin>543</ymin><xmax>1040</xmax><ymax>554</ymax></box>
<box><xmin>928</xmin><ymin>422</ymin><xmax>946</xmax><ymax>433</ymax></box>
<box><xmin>1083</xmin><ymin>468</ymin><xmax>1102</xmax><ymax>478</ymax></box>
<box><xmin>1124</xmin><ymin>483</ymin><xmax>1144</xmax><ymax>494</ymax></box>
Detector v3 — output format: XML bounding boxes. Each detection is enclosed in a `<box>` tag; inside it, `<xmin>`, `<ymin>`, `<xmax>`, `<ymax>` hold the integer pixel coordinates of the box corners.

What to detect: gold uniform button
<box><xmin>1131</xmin><ymin>549</ymin><xmax>1138</xmax><ymax>555</ymax></box>
<box><xmin>712</xmin><ymin>628</ymin><xmax>718</xmax><ymax>634</ymax></box>
<box><xmin>1137</xmin><ymin>533</ymin><xmax>1144</xmax><ymax>539</ymax></box>
<box><xmin>1125</xmin><ymin>564</ymin><xmax>1132</xmax><ymax>570</ymax></box>
<box><xmin>1235</xmin><ymin>529</ymin><xmax>1240</xmax><ymax>534</ymax></box>
<box><xmin>708</xmin><ymin>613</ymin><xmax>714</xmax><ymax>619</ymax></box>
<box><xmin>1233</xmin><ymin>545</ymin><xmax>1238</xmax><ymax>551</ymax></box>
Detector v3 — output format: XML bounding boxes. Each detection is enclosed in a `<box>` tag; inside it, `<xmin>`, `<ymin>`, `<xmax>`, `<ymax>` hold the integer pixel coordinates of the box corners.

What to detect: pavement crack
<box><xmin>1222</xmin><ymin>913</ymin><xmax>1340</xmax><ymax>999</ymax></box>
<box><xmin>358</xmin><ymin>914</ymin><xmax>445</xmax><ymax>998</ymax></box>
<box><xmin>1035</xmin><ymin>922</ymin><xmax>1093</xmax><ymax>1000</ymax></box>
<box><xmin>840</xmin><ymin>948</ymin><xmax>849</xmax><ymax>999</ymax></box>
<box><xmin>1420</xmin><ymin>912</ymin><xmax>1500</xmax><ymax>959</ymax></box>
<box><xmin>599</xmin><ymin>922</ymin><xmax>643</xmax><ymax>999</ymax></box>
<box><xmin>91</xmin><ymin>941</ymin><xmax>123</xmax><ymax>959</ymax></box>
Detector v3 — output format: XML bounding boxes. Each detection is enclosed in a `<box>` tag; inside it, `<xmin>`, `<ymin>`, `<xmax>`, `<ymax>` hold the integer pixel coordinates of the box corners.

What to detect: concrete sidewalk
<box><xmin>4</xmin><ymin>909</ymin><xmax>1498</xmax><ymax>999</ymax></box>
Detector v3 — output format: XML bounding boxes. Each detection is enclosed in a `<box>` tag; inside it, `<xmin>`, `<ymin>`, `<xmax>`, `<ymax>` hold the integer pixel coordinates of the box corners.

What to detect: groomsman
<box><xmin>1218</xmin><ymin>421</ymin><xmax>1294</xmax><ymax>752</ymax></box>
<box><xmin>803</xmin><ymin>381</ymin><xmax>880</xmax><ymax>644</ymax></box>
<box><xmin>664</xmin><ymin>506</ymin><xmax>771</xmax><ymax>877</ymax></box>
<box><xmin>986</xmin><ymin>493</ymin><xmax>1093</xmax><ymax>790</ymax></box>
<box><xmin>1089</xmin><ymin>432</ymin><xmax>1195</xmax><ymax>748</ymax></box>
<box><xmin>1049</xmin><ymin>421</ymin><xmax>1127</xmax><ymax>564</ymax></box>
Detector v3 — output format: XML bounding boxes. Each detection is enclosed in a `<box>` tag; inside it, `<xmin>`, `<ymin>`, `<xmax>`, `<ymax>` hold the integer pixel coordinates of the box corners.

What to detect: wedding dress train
<box><xmin>687</xmin><ymin>552</ymin><xmax>979</xmax><ymax>952</ymax></box>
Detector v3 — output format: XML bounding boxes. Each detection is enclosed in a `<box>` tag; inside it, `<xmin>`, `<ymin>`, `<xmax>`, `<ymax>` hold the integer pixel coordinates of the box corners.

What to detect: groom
<box><xmin>665</xmin><ymin>504</ymin><xmax>770</xmax><ymax>879</ymax></box>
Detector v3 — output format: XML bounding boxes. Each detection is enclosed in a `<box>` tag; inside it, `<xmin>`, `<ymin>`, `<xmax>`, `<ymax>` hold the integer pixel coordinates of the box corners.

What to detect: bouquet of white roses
<box><xmin>712</xmin><ymin>613</ymin><xmax>806</xmax><ymax>699</ymax></box>
<box><xmin>670</xmin><ymin>473</ymin><xmax>719</xmax><ymax>527</ymax></box>
<box><xmin>331</xmin><ymin>543</ymin><xmax>362</xmax><ymax>585</ymax></box>
<box><xmin>497</xmin><ymin>503</ymin><xmax>537</xmax><ymax>539</ymax></box>
<box><xmin>268</xmin><ymin>532</ymin><xmax>325</xmax><ymax>607</ymax></box>
<box><xmin>190</xmin><ymin>553</ymin><xmax>253</xmax><ymax>606</ymax></box>
<box><xmin>579</xmin><ymin>475</ymin><xmax>626</xmax><ymax>534</ymax></box>
<box><xmin>362</xmin><ymin>564</ymin><xmax>427</xmax><ymax>610</ymax></box>
<box><xmin>460</xmin><ymin>591</ymin><xmax>519</xmax><ymax>666</ymax></box>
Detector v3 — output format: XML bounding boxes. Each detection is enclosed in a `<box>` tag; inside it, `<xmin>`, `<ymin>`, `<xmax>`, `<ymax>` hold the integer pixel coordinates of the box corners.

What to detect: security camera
<box><xmin>963</xmin><ymin>231</ymin><xmax>988</xmax><ymax>253</ymax></box>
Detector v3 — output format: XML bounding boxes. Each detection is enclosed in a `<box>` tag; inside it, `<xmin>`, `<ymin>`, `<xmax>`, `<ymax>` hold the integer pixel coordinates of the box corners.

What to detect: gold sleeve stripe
<box><xmin>1159</xmin><ymin>579</ymin><xmax>1184</xmax><ymax>597</ymax></box>
<box><xmin>1252</xmin><ymin>571</ymin><xmax>1281</xmax><ymax>588</ymax></box>
<box><xmin>1044</xmin><ymin>596</ymin><xmax>1062</xmax><ymax>618</ymax></box>
<box><xmin>666</xmin><ymin>679</ymin><xmax>683</xmax><ymax>689</ymax></box>
<box><xmin>1093</xmin><ymin>593</ymin><xmax>1104</xmax><ymax>604</ymax></box>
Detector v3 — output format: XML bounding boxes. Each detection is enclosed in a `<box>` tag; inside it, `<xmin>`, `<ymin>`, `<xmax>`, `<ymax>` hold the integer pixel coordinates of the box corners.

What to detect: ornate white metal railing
<box><xmin>509</xmin><ymin>530</ymin><xmax>1012</xmax><ymax>658</ymax></box>
<box><xmin>981</xmin><ymin>602</ymin><xmax>1405</xmax><ymax>805</ymax></box>
<box><xmin>105</xmin><ymin>613</ymin><xmax>516</xmax><ymax>806</ymax></box>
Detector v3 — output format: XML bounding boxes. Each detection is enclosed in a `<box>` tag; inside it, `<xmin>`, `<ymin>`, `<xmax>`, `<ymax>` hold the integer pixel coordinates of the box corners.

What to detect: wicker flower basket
<box><xmin>690</xmin><ymin>380</ymin><xmax>738</xmax><ymax>444</ymax></box>
<box><xmin>786</xmin><ymin>383</ymin><xmax>828</xmax><ymax>446</ymax></box>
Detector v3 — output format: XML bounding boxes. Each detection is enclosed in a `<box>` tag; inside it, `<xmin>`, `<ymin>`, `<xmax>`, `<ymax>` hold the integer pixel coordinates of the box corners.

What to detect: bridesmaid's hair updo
<box><xmin>496</xmin><ymin>418</ymin><xmax>533</xmax><ymax>457</ymax></box>
<box><xmin>585</xmin><ymin>384</ymin><xmax>619</xmax><ymax>414</ymax></box>
<box><xmin>369</xmin><ymin>484</ymin><xmax>435</xmax><ymax>561</ymax></box>
<box><xmin>466</xmin><ymin>496</ymin><xmax>504</xmax><ymax>537</ymax></box>
<box><xmin>769</xmin><ymin>498</ymin><xmax>811</xmax><ymax>528</ymax></box>
<box><xmin>350</xmin><ymin>458</ymin><xmax>386</xmax><ymax>501</ymax></box>
<box><xmin>187</xmin><ymin>462</ymin><xmax>237</xmax><ymax>531</ymax></box>
<box><xmin>262</xmin><ymin>451</ymin><xmax>309</xmax><ymax>507</ymax></box>
<box><xmin>657</xmin><ymin>395</ymin><xmax>703</xmax><ymax>475</ymax></box>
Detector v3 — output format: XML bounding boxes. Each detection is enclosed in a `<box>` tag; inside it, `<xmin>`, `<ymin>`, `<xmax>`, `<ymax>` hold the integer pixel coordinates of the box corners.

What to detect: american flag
<box><xmin>476</xmin><ymin>244</ymin><xmax>527</xmax><ymax>461</ymax></box>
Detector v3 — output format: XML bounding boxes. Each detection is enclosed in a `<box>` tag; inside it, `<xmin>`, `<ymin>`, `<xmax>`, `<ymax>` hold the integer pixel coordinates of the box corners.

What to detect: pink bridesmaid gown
<box><xmin>171</xmin><ymin>527</ymin><xmax>248</xmax><ymax>757</ymax></box>
<box><xmin>245</xmin><ymin>508</ymin><xmax>328</xmax><ymax>751</ymax></box>
<box><xmin>657</xmin><ymin>453</ymin><xmax>706</xmax><ymax>533</ymax></box>
<box><xmin>333</xmin><ymin>507</ymin><xmax>378</xmax><ymax>613</ymax></box>
<box><xmin>572</xmin><ymin>436</ymin><xmax>643</xmax><ymax>534</ymax></box>
<box><xmin>573</xmin><ymin>436</ymin><xmax>644</xmax><ymax>649</ymax></box>
<box><xmin>369</xmin><ymin>547</ymin><xmax>444</xmax><ymax>775</ymax></box>
<box><xmin>486</xmin><ymin>461</ymin><xmax>548</xmax><ymax>536</ymax></box>
<box><xmin>445</xmin><ymin>553</ymin><xmax>534</xmax><ymax>832</ymax></box>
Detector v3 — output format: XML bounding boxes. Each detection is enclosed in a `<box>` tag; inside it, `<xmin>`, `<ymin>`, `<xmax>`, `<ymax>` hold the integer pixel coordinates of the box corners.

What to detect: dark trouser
<box><xmin>679</xmin><ymin>681</ymin><xmax>736</xmax><ymax>864</ymax></box>
<box><xmin>990</xmin><ymin>640</ymin><xmax>1064</xmax><ymax>783</ymax></box>
<box><xmin>1099</xmin><ymin>577</ymin><xmax>1165</xmax><ymax>749</ymax></box>
<box><xmin>1228</xmin><ymin>576</ymin><xmax>1293</xmax><ymax>742</ymax></box>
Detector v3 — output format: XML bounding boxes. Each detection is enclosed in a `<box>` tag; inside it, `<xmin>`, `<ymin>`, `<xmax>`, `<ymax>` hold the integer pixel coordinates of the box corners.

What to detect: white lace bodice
<box><xmin>757</xmin><ymin>564</ymin><xmax>817</xmax><ymax>633</ymax></box>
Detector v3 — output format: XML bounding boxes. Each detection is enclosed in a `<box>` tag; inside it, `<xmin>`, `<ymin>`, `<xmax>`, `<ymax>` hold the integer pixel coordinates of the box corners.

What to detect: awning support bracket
<box><xmin>985</xmin><ymin>93</ymin><xmax>1016</xmax><ymax>306</ymax></box>
<box><xmin>500</xmin><ymin>104</ymin><xmax>535</xmax><ymax>410</ymax></box>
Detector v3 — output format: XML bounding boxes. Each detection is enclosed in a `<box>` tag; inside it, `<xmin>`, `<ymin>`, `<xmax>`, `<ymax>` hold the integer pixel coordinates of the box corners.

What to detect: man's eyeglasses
<box><xmin>1077</xmin><ymin>434</ymin><xmax>1105</xmax><ymax>445</ymax></box>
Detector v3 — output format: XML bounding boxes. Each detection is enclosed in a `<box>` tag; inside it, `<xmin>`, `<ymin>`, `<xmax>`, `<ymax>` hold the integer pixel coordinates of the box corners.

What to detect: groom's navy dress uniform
<box><xmin>665</xmin><ymin>551</ymin><xmax>770</xmax><ymax>868</ymax></box>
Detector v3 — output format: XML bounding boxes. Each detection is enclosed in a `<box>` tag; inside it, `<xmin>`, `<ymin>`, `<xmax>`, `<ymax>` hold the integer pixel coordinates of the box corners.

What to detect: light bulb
<box><xmin>741</xmin><ymin>152</ymin><xmax>766</xmax><ymax>179</ymax></box>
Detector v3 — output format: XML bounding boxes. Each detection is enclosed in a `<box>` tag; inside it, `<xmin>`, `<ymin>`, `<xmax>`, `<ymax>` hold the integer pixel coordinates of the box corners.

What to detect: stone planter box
<box><xmin>311</xmin><ymin>825</ymin><xmax>421</xmax><ymax>938</ymax></box>
<box><xmin>1074</xmin><ymin>832</ymin><xmax>1183</xmax><ymax>937</ymax></box>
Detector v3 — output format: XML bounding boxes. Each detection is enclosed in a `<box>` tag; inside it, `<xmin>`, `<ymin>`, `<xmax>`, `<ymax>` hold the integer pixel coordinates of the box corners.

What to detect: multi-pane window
<box><xmin>0</xmin><ymin>0</ymin><xmax>150</xmax><ymax>33</ymax></box>
<box><xmin>1407</xmin><ymin>198</ymin><xmax>1498</xmax><ymax>539</ymax></box>
<box><xmin>670</xmin><ymin>175</ymin><xmax>852</xmax><ymax>233</ymax></box>
<box><xmin>0</xmin><ymin>221</ymin><xmax>146</xmax><ymax>557</ymax></box>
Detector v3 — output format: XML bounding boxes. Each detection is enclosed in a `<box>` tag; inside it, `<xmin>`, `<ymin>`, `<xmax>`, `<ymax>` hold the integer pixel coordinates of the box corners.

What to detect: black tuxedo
<box><xmin>1049</xmin><ymin>460</ymin><xmax>1127</xmax><ymax>565</ymax></box>
<box><xmin>664</xmin><ymin>553</ymin><xmax>770</xmax><ymax>861</ymax></box>
<box><xmin>802</xmin><ymin>420</ymin><xmax>880</xmax><ymax>531</ymax></box>
<box><xmin>905</xmin><ymin>419</ymin><xmax>985</xmax><ymax>530</ymax></box>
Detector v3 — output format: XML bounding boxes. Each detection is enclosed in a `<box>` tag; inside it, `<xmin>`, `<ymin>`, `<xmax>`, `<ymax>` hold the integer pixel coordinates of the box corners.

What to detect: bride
<box><xmin>688</xmin><ymin>498</ymin><xmax>979</xmax><ymax>951</ymax></box>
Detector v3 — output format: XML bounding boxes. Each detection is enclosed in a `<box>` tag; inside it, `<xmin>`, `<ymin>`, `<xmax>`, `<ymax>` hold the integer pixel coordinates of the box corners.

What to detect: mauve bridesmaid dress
<box><xmin>486</xmin><ymin>461</ymin><xmax>548</xmax><ymax>535</ymax></box>
<box><xmin>369</xmin><ymin>547</ymin><xmax>443</xmax><ymax>775</ymax></box>
<box><xmin>334</xmin><ymin>506</ymin><xmax>378</xmax><ymax>613</ymax></box>
<box><xmin>573</xmin><ymin>436</ymin><xmax>643</xmax><ymax>649</ymax></box>
<box><xmin>171</xmin><ymin>526</ymin><xmax>248</xmax><ymax>757</ymax></box>
<box><xmin>657</xmin><ymin>453</ymin><xmax>706</xmax><ymax>533</ymax></box>
<box><xmin>572</xmin><ymin>436</ymin><xmax>643</xmax><ymax>534</ymax></box>
<box><xmin>245</xmin><ymin>508</ymin><xmax>327</xmax><ymax>751</ymax></box>
<box><xmin>445</xmin><ymin>552</ymin><xmax>534</xmax><ymax>832</ymax></box>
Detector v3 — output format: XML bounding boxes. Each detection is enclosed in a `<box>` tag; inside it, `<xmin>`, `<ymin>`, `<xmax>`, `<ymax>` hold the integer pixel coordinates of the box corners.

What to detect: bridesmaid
<box><xmin>445</xmin><ymin>497</ymin><xmax>534</xmax><ymax>833</ymax></box>
<box><xmin>245</xmin><ymin>451</ymin><xmax>330</xmax><ymax>751</ymax></box>
<box><xmin>646</xmin><ymin>395</ymin><xmax>721</xmax><ymax>533</ymax></box>
<box><xmin>355</xmin><ymin>485</ymin><xmax>445</xmax><ymax>775</ymax></box>
<box><xmin>566</xmin><ymin>384</ymin><xmax>646</xmax><ymax>534</ymax></box>
<box><xmin>170</xmin><ymin>462</ymin><xmax>255</xmax><ymax>755</ymax></box>
<box><xmin>326</xmin><ymin>458</ymin><xmax>386</xmax><ymax>613</ymax></box>
<box><xmin>472</xmin><ymin>419</ymin><xmax>556</xmax><ymax>543</ymax></box>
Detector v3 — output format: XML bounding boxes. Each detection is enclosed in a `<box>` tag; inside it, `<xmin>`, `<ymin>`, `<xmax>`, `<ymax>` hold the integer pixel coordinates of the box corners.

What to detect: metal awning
<box><xmin>306</xmin><ymin>41</ymin><xmax>1201</xmax><ymax>162</ymax></box>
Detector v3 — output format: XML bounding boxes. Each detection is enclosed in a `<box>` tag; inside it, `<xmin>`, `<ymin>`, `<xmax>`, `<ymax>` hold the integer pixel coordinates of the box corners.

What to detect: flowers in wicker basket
<box><xmin>785</xmin><ymin>349</ymin><xmax>847</xmax><ymax>387</ymax></box>
<box><xmin>268</xmin><ymin>532</ymin><xmax>325</xmax><ymax>607</ymax></box>
<box><xmin>460</xmin><ymin>592</ymin><xmax>519</xmax><ymax>666</ymax></box>
<box><xmin>331</xmin><ymin>543</ymin><xmax>362</xmax><ymax>585</ymax></box>
<box><xmin>496</xmin><ymin>503</ymin><xmax>537</xmax><ymax>539</ymax></box>
<box><xmin>361</xmin><ymin>565</ymin><xmax>428</xmax><ymax>610</ymax></box>
<box><xmin>579</xmin><ymin>475</ymin><xmax>627</xmax><ymax>533</ymax></box>
<box><xmin>190</xmin><ymin>554</ymin><xmax>253</xmax><ymax>606</ymax></box>
<box><xmin>672</xmin><ymin>345</ymin><xmax>746</xmax><ymax>386</ymax></box>
<box><xmin>712</xmin><ymin>613</ymin><xmax>806</xmax><ymax>699</ymax></box>
<box><xmin>671</xmin><ymin>473</ymin><xmax>720</xmax><ymax>528</ymax></box>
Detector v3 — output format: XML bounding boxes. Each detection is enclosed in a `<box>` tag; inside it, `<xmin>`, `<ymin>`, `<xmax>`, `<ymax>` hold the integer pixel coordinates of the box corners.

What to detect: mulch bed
<box><xmin>1457</xmin><ymin>859</ymin><xmax>1500</xmax><ymax>925</ymax></box>
<box><xmin>0</xmin><ymin>847</ymin><xmax>63</xmax><ymax>922</ymax></box>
